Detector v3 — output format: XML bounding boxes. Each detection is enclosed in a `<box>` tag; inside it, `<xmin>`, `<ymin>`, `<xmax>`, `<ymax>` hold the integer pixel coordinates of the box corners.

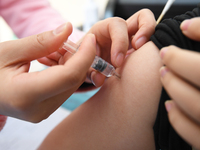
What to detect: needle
<box><xmin>113</xmin><ymin>72</ymin><xmax>121</xmax><ymax>79</ymax></box>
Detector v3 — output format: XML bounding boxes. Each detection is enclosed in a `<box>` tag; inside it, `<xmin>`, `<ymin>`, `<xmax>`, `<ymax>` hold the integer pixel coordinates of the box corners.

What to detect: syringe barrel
<box><xmin>63</xmin><ymin>40</ymin><xmax>116</xmax><ymax>77</ymax></box>
<box><xmin>91</xmin><ymin>56</ymin><xmax>115</xmax><ymax>77</ymax></box>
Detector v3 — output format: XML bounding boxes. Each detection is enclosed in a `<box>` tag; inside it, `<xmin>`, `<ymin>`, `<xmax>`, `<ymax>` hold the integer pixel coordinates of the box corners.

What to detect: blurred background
<box><xmin>0</xmin><ymin>0</ymin><xmax>198</xmax><ymax>111</ymax></box>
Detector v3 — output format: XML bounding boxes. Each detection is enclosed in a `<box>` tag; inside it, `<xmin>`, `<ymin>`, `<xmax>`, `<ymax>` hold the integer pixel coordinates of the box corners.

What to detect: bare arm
<box><xmin>38</xmin><ymin>41</ymin><xmax>162</xmax><ymax>150</ymax></box>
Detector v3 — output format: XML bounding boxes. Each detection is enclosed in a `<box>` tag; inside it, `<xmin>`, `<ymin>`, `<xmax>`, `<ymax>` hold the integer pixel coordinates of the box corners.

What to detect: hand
<box><xmin>0</xmin><ymin>22</ymin><xmax>96</xmax><ymax>123</ymax></box>
<box><xmin>160</xmin><ymin>18</ymin><xmax>200</xmax><ymax>149</ymax></box>
<box><xmin>85</xmin><ymin>17</ymin><xmax>129</xmax><ymax>86</ymax></box>
<box><xmin>39</xmin><ymin>18</ymin><xmax>129</xmax><ymax>87</ymax></box>
<box><xmin>126</xmin><ymin>9</ymin><xmax>156</xmax><ymax>50</ymax></box>
<box><xmin>87</xmin><ymin>10</ymin><xmax>156</xmax><ymax>86</ymax></box>
<box><xmin>38</xmin><ymin>10</ymin><xmax>156</xmax><ymax>87</ymax></box>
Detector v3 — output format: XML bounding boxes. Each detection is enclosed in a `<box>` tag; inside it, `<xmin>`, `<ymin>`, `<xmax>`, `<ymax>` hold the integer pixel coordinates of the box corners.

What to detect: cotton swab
<box><xmin>156</xmin><ymin>0</ymin><xmax>176</xmax><ymax>24</ymax></box>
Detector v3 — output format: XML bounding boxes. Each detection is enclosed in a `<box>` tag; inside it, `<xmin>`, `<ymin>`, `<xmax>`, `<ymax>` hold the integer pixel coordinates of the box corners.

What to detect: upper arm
<box><xmin>38</xmin><ymin>41</ymin><xmax>163</xmax><ymax>150</ymax></box>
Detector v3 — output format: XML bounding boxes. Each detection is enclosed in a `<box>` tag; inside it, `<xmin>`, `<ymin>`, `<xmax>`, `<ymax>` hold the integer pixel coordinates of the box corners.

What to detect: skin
<box><xmin>0</xmin><ymin>23</ymin><xmax>96</xmax><ymax>122</ymax></box>
<box><xmin>126</xmin><ymin>9</ymin><xmax>156</xmax><ymax>50</ymax></box>
<box><xmin>38</xmin><ymin>41</ymin><xmax>162</xmax><ymax>150</ymax></box>
<box><xmin>38</xmin><ymin>9</ymin><xmax>156</xmax><ymax>87</ymax></box>
<box><xmin>0</xmin><ymin>9</ymin><xmax>156</xmax><ymax>124</ymax></box>
<box><xmin>160</xmin><ymin>18</ymin><xmax>200</xmax><ymax>149</ymax></box>
<box><xmin>38</xmin><ymin>10</ymin><xmax>160</xmax><ymax>150</ymax></box>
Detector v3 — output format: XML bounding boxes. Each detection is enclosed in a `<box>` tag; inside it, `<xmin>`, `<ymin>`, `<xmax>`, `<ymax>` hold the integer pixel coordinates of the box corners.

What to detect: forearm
<box><xmin>38</xmin><ymin>41</ymin><xmax>162</xmax><ymax>150</ymax></box>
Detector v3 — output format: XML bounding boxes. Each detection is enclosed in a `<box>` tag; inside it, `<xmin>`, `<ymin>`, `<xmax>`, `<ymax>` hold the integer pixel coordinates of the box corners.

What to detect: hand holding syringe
<box><xmin>62</xmin><ymin>40</ymin><xmax>121</xmax><ymax>79</ymax></box>
<box><xmin>61</xmin><ymin>0</ymin><xmax>175</xmax><ymax>80</ymax></box>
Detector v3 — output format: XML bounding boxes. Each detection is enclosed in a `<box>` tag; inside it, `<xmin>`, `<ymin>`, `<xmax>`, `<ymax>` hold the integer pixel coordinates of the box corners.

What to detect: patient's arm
<box><xmin>38</xmin><ymin>41</ymin><xmax>162</xmax><ymax>150</ymax></box>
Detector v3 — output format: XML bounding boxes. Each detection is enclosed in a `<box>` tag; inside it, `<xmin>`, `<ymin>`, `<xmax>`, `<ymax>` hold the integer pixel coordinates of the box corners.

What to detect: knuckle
<box><xmin>113</xmin><ymin>17</ymin><xmax>126</xmax><ymax>24</ymax></box>
<box><xmin>36</xmin><ymin>34</ymin><xmax>46</xmax><ymax>48</ymax></box>
<box><xmin>105</xmin><ymin>17</ymin><xmax>126</xmax><ymax>26</ymax></box>
<box><xmin>32</xmin><ymin>33</ymin><xmax>49</xmax><ymax>54</ymax></box>
<box><xmin>140</xmin><ymin>8</ymin><xmax>153</xmax><ymax>14</ymax></box>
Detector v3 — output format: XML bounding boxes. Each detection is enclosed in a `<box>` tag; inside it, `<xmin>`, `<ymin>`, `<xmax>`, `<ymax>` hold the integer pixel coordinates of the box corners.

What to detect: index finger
<box><xmin>126</xmin><ymin>9</ymin><xmax>156</xmax><ymax>49</ymax></box>
<box><xmin>108</xmin><ymin>17</ymin><xmax>129</xmax><ymax>67</ymax></box>
<box><xmin>160</xmin><ymin>46</ymin><xmax>200</xmax><ymax>87</ymax></box>
<box><xmin>89</xmin><ymin>17</ymin><xmax>129</xmax><ymax>68</ymax></box>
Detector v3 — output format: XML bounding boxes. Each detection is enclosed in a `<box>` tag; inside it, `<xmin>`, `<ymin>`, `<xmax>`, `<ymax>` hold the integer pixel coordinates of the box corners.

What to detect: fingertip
<box><xmin>180</xmin><ymin>19</ymin><xmax>192</xmax><ymax>31</ymax></box>
<box><xmin>53</xmin><ymin>22</ymin><xmax>73</xmax><ymax>36</ymax></box>
<box><xmin>165</xmin><ymin>100</ymin><xmax>174</xmax><ymax>112</ymax></box>
<box><xmin>53</xmin><ymin>23</ymin><xmax>67</xmax><ymax>35</ymax></box>
<box><xmin>160</xmin><ymin>47</ymin><xmax>169</xmax><ymax>59</ymax></box>
<box><xmin>91</xmin><ymin>71</ymin><xmax>105</xmax><ymax>87</ymax></box>
<box><xmin>160</xmin><ymin>66</ymin><xmax>169</xmax><ymax>78</ymax></box>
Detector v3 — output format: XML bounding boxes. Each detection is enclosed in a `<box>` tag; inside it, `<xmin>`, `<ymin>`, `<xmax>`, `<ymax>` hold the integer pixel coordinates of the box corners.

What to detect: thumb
<box><xmin>0</xmin><ymin>22</ymin><xmax>72</xmax><ymax>64</ymax></box>
<box><xmin>20</xmin><ymin>33</ymin><xmax>97</xmax><ymax>98</ymax></box>
<box><xmin>181</xmin><ymin>18</ymin><xmax>200</xmax><ymax>41</ymax></box>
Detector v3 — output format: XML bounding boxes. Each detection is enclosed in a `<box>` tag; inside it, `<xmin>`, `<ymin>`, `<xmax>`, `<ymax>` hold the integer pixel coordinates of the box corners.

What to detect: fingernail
<box><xmin>160</xmin><ymin>47</ymin><xmax>168</xmax><ymax>59</ymax></box>
<box><xmin>116</xmin><ymin>53</ymin><xmax>124</xmax><ymax>67</ymax></box>
<box><xmin>53</xmin><ymin>23</ymin><xmax>67</xmax><ymax>35</ymax></box>
<box><xmin>135</xmin><ymin>36</ymin><xmax>147</xmax><ymax>49</ymax></box>
<box><xmin>91</xmin><ymin>71</ymin><xmax>96</xmax><ymax>87</ymax></box>
<box><xmin>160</xmin><ymin>66</ymin><xmax>169</xmax><ymax>77</ymax></box>
<box><xmin>165</xmin><ymin>101</ymin><xmax>173</xmax><ymax>112</ymax></box>
<box><xmin>181</xmin><ymin>19</ymin><xmax>192</xmax><ymax>31</ymax></box>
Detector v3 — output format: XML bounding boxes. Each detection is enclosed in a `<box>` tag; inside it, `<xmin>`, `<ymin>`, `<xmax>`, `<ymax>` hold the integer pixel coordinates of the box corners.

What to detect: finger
<box><xmin>15</xmin><ymin>34</ymin><xmax>96</xmax><ymax>99</ymax></box>
<box><xmin>89</xmin><ymin>70</ymin><xmax>106</xmax><ymax>87</ymax></box>
<box><xmin>160</xmin><ymin>66</ymin><xmax>200</xmax><ymax>124</ymax></box>
<box><xmin>108</xmin><ymin>17</ymin><xmax>129</xmax><ymax>68</ymax></box>
<box><xmin>181</xmin><ymin>17</ymin><xmax>200</xmax><ymax>41</ymax></box>
<box><xmin>38</xmin><ymin>52</ymin><xmax>63</xmax><ymax>66</ymax></box>
<box><xmin>90</xmin><ymin>17</ymin><xmax>129</xmax><ymax>68</ymax></box>
<box><xmin>37</xmin><ymin>57</ymin><xmax>58</xmax><ymax>66</ymax></box>
<box><xmin>37</xmin><ymin>46</ymin><xmax>68</xmax><ymax>66</ymax></box>
<box><xmin>165</xmin><ymin>100</ymin><xmax>200</xmax><ymax>149</ymax></box>
<box><xmin>160</xmin><ymin>46</ymin><xmax>200</xmax><ymax>87</ymax></box>
<box><xmin>126</xmin><ymin>9</ymin><xmax>156</xmax><ymax>49</ymax></box>
<box><xmin>0</xmin><ymin>22</ymin><xmax>72</xmax><ymax>65</ymax></box>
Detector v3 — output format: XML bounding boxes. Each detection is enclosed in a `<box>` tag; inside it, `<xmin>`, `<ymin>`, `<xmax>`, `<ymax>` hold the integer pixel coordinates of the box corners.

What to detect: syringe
<box><xmin>62</xmin><ymin>40</ymin><xmax>121</xmax><ymax>79</ymax></box>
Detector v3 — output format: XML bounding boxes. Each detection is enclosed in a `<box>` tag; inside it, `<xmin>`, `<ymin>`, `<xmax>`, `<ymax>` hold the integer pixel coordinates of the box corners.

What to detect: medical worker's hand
<box><xmin>126</xmin><ymin>9</ymin><xmax>156</xmax><ymax>50</ymax></box>
<box><xmin>38</xmin><ymin>9</ymin><xmax>156</xmax><ymax>87</ymax></box>
<box><xmin>160</xmin><ymin>18</ymin><xmax>200</xmax><ymax>149</ymax></box>
<box><xmin>0</xmin><ymin>22</ymin><xmax>96</xmax><ymax>122</ymax></box>
<box><xmin>39</xmin><ymin>17</ymin><xmax>129</xmax><ymax>87</ymax></box>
